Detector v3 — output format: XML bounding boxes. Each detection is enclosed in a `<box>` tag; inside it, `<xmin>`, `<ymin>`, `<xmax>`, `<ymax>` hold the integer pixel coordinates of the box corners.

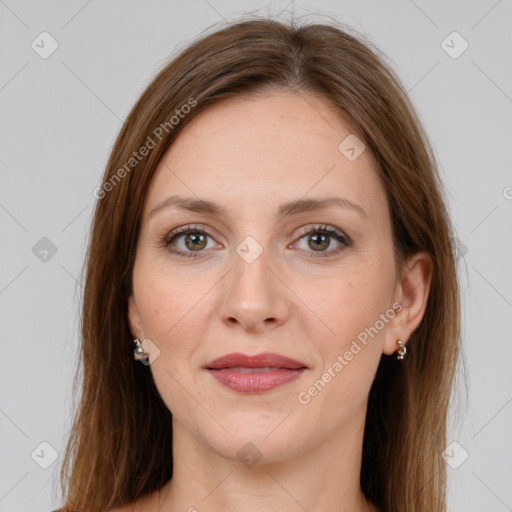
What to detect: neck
<box><xmin>155</xmin><ymin>413</ymin><xmax>378</xmax><ymax>512</ymax></box>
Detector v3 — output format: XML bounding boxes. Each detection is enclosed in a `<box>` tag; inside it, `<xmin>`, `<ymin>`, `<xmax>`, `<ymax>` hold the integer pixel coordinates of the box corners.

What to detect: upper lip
<box><xmin>205</xmin><ymin>352</ymin><xmax>307</xmax><ymax>370</ymax></box>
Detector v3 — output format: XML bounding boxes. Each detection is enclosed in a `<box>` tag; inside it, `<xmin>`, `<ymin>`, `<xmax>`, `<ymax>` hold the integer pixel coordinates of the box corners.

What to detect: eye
<box><xmin>161</xmin><ymin>224</ymin><xmax>219</xmax><ymax>258</ymax></box>
<box><xmin>160</xmin><ymin>223</ymin><xmax>351</xmax><ymax>259</ymax></box>
<box><xmin>292</xmin><ymin>224</ymin><xmax>350</xmax><ymax>258</ymax></box>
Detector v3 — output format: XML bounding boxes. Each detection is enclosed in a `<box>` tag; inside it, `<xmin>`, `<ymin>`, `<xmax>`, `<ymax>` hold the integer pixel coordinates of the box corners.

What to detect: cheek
<box><xmin>133</xmin><ymin>260</ymin><xmax>214</xmax><ymax>373</ymax></box>
<box><xmin>306</xmin><ymin>266</ymin><xmax>390</xmax><ymax>337</ymax></box>
<box><xmin>134</xmin><ymin>259</ymin><xmax>200</xmax><ymax>338</ymax></box>
<box><xmin>134</xmin><ymin>271</ymin><xmax>203</xmax><ymax>414</ymax></box>
<box><xmin>303</xmin><ymin>276</ymin><xmax>387</xmax><ymax>413</ymax></box>
<box><xmin>302</xmin><ymin>258</ymin><xmax>393</xmax><ymax>388</ymax></box>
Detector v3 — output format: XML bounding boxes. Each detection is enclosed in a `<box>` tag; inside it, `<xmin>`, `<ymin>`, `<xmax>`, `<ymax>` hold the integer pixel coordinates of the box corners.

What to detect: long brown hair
<box><xmin>56</xmin><ymin>15</ymin><xmax>462</xmax><ymax>512</ymax></box>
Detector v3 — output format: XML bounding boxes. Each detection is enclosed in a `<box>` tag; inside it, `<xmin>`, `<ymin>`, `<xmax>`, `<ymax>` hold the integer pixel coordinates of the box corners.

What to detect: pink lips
<box><xmin>205</xmin><ymin>352</ymin><xmax>308</xmax><ymax>393</ymax></box>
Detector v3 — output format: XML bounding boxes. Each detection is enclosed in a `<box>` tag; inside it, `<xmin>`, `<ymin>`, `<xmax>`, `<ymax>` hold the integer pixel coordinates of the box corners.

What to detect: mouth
<box><xmin>205</xmin><ymin>352</ymin><xmax>307</xmax><ymax>370</ymax></box>
<box><xmin>222</xmin><ymin>366</ymin><xmax>284</xmax><ymax>373</ymax></box>
<box><xmin>204</xmin><ymin>352</ymin><xmax>308</xmax><ymax>393</ymax></box>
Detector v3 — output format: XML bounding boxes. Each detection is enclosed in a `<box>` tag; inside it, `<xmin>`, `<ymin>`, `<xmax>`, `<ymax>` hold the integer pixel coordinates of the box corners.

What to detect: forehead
<box><xmin>143</xmin><ymin>92</ymin><xmax>385</xmax><ymax>222</ymax></box>
<box><xmin>163</xmin><ymin>91</ymin><xmax>361</xmax><ymax>164</ymax></box>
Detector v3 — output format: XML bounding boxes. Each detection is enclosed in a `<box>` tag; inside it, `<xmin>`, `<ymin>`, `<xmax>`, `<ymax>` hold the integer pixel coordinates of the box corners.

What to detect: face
<box><xmin>128</xmin><ymin>91</ymin><xmax>404</xmax><ymax>463</ymax></box>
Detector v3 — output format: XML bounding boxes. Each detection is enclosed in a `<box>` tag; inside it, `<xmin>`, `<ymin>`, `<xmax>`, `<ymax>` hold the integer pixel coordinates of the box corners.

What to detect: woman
<box><xmin>55</xmin><ymin>16</ymin><xmax>461</xmax><ymax>512</ymax></box>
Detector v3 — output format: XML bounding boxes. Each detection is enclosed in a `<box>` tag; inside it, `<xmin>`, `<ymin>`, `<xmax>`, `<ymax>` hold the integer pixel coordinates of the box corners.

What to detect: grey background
<box><xmin>1</xmin><ymin>0</ymin><xmax>511</xmax><ymax>510</ymax></box>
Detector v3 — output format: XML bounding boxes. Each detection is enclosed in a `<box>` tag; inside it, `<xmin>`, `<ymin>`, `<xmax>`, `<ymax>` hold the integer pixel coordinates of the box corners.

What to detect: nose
<box><xmin>219</xmin><ymin>243</ymin><xmax>290</xmax><ymax>333</ymax></box>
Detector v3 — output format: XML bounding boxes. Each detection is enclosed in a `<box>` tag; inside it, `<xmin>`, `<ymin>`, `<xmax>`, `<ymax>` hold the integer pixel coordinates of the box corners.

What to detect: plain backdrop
<box><xmin>1</xmin><ymin>1</ymin><xmax>511</xmax><ymax>510</ymax></box>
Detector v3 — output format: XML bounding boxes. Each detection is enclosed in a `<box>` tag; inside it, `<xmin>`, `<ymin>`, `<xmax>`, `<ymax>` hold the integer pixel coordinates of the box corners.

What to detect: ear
<box><xmin>127</xmin><ymin>294</ymin><xmax>144</xmax><ymax>340</ymax></box>
<box><xmin>382</xmin><ymin>251</ymin><xmax>433</xmax><ymax>356</ymax></box>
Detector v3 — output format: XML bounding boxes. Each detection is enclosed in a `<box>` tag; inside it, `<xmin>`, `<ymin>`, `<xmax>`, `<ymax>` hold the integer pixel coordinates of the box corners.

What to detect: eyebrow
<box><xmin>148</xmin><ymin>194</ymin><xmax>368</xmax><ymax>220</ymax></box>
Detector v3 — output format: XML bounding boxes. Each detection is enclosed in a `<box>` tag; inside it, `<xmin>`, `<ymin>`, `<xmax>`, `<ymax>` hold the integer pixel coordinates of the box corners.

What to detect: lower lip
<box><xmin>206</xmin><ymin>368</ymin><xmax>306</xmax><ymax>393</ymax></box>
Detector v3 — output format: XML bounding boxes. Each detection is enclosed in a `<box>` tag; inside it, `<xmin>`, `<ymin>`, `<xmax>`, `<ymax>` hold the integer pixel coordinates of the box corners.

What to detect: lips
<box><xmin>205</xmin><ymin>352</ymin><xmax>307</xmax><ymax>370</ymax></box>
<box><xmin>205</xmin><ymin>352</ymin><xmax>308</xmax><ymax>393</ymax></box>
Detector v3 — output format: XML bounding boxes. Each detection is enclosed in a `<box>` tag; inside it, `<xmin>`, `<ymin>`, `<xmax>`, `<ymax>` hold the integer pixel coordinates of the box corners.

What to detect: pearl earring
<box><xmin>396</xmin><ymin>339</ymin><xmax>407</xmax><ymax>360</ymax></box>
<box><xmin>133</xmin><ymin>338</ymin><xmax>149</xmax><ymax>362</ymax></box>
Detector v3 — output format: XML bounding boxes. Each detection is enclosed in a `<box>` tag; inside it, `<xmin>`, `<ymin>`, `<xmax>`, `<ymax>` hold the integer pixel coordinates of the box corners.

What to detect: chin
<box><xmin>201</xmin><ymin>424</ymin><xmax>305</xmax><ymax>466</ymax></box>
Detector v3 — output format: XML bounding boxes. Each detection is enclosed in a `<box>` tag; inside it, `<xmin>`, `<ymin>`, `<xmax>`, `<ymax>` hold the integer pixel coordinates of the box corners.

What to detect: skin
<box><xmin>122</xmin><ymin>91</ymin><xmax>433</xmax><ymax>512</ymax></box>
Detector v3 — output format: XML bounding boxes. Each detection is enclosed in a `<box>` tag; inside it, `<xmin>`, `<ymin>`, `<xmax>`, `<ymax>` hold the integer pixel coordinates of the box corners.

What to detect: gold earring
<box><xmin>396</xmin><ymin>339</ymin><xmax>406</xmax><ymax>360</ymax></box>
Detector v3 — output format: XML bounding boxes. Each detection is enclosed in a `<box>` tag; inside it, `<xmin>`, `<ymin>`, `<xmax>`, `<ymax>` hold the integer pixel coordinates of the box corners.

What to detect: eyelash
<box><xmin>160</xmin><ymin>224</ymin><xmax>351</xmax><ymax>259</ymax></box>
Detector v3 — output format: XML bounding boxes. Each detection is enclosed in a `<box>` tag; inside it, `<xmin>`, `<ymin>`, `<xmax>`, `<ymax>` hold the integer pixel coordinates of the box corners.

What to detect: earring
<box><xmin>396</xmin><ymin>339</ymin><xmax>406</xmax><ymax>360</ymax></box>
<box><xmin>133</xmin><ymin>338</ymin><xmax>149</xmax><ymax>362</ymax></box>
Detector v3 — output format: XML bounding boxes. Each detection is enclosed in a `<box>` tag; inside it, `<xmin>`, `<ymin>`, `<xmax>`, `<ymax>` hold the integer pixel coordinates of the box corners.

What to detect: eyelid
<box><xmin>294</xmin><ymin>223</ymin><xmax>349</xmax><ymax>242</ymax></box>
<box><xmin>162</xmin><ymin>224</ymin><xmax>219</xmax><ymax>242</ymax></box>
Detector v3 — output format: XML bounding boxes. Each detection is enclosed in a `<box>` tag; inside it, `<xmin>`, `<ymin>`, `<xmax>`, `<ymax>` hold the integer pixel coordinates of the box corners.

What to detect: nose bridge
<box><xmin>219</xmin><ymin>235</ymin><xmax>288</xmax><ymax>330</ymax></box>
<box><xmin>232</xmin><ymin>239</ymin><xmax>275</xmax><ymax>304</ymax></box>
